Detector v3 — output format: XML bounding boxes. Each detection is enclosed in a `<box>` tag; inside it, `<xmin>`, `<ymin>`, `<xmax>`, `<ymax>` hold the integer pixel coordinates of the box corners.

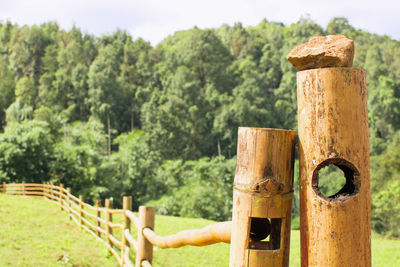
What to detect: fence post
<box><xmin>297</xmin><ymin>68</ymin><xmax>371</xmax><ymax>266</ymax></box>
<box><xmin>66</xmin><ymin>188</ymin><xmax>71</xmax><ymax>220</ymax></box>
<box><xmin>50</xmin><ymin>182</ymin><xmax>54</xmax><ymax>200</ymax></box>
<box><xmin>105</xmin><ymin>198</ymin><xmax>113</xmax><ymax>252</ymax></box>
<box><xmin>59</xmin><ymin>184</ymin><xmax>64</xmax><ymax>210</ymax></box>
<box><xmin>2</xmin><ymin>182</ymin><xmax>6</xmax><ymax>193</ymax></box>
<box><xmin>135</xmin><ymin>206</ymin><xmax>155</xmax><ymax>267</ymax></box>
<box><xmin>122</xmin><ymin>196</ymin><xmax>132</xmax><ymax>265</ymax></box>
<box><xmin>79</xmin><ymin>195</ymin><xmax>84</xmax><ymax>228</ymax></box>
<box><xmin>96</xmin><ymin>200</ymin><xmax>101</xmax><ymax>237</ymax></box>
<box><xmin>42</xmin><ymin>182</ymin><xmax>46</xmax><ymax>199</ymax></box>
<box><xmin>22</xmin><ymin>181</ymin><xmax>25</xmax><ymax>196</ymax></box>
<box><xmin>229</xmin><ymin>128</ymin><xmax>296</xmax><ymax>267</ymax></box>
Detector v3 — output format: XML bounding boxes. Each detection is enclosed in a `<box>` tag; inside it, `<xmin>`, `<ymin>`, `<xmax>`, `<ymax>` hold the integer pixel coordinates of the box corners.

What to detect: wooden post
<box><xmin>229</xmin><ymin>127</ymin><xmax>296</xmax><ymax>267</ymax></box>
<box><xmin>59</xmin><ymin>184</ymin><xmax>64</xmax><ymax>210</ymax></box>
<box><xmin>96</xmin><ymin>200</ymin><xmax>101</xmax><ymax>237</ymax></box>
<box><xmin>1</xmin><ymin>182</ymin><xmax>5</xmax><ymax>193</ymax></box>
<box><xmin>49</xmin><ymin>182</ymin><xmax>53</xmax><ymax>200</ymax></box>
<box><xmin>42</xmin><ymin>182</ymin><xmax>46</xmax><ymax>199</ymax></box>
<box><xmin>105</xmin><ymin>198</ymin><xmax>113</xmax><ymax>252</ymax></box>
<box><xmin>22</xmin><ymin>181</ymin><xmax>25</xmax><ymax>196</ymax></box>
<box><xmin>297</xmin><ymin>68</ymin><xmax>371</xmax><ymax>266</ymax></box>
<box><xmin>122</xmin><ymin>196</ymin><xmax>132</xmax><ymax>265</ymax></box>
<box><xmin>66</xmin><ymin>188</ymin><xmax>71</xmax><ymax>220</ymax></box>
<box><xmin>79</xmin><ymin>195</ymin><xmax>84</xmax><ymax>227</ymax></box>
<box><xmin>136</xmin><ymin>206</ymin><xmax>155</xmax><ymax>267</ymax></box>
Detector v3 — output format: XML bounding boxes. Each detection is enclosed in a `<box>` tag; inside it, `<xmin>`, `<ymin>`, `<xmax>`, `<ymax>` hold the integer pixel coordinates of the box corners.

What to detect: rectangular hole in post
<box><xmin>248</xmin><ymin>217</ymin><xmax>281</xmax><ymax>250</ymax></box>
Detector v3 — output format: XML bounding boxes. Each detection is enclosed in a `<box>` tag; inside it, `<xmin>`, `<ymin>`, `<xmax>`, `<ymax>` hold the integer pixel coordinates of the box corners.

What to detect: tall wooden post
<box><xmin>136</xmin><ymin>206</ymin><xmax>155</xmax><ymax>267</ymax></box>
<box><xmin>122</xmin><ymin>196</ymin><xmax>132</xmax><ymax>265</ymax></box>
<box><xmin>297</xmin><ymin>68</ymin><xmax>371</xmax><ymax>266</ymax></box>
<box><xmin>22</xmin><ymin>181</ymin><xmax>25</xmax><ymax>196</ymax></box>
<box><xmin>96</xmin><ymin>200</ymin><xmax>101</xmax><ymax>237</ymax></box>
<box><xmin>229</xmin><ymin>127</ymin><xmax>296</xmax><ymax>267</ymax></box>
<box><xmin>105</xmin><ymin>198</ymin><xmax>113</xmax><ymax>252</ymax></box>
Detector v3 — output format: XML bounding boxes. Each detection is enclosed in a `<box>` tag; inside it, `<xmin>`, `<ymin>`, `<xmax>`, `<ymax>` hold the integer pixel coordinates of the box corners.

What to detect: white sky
<box><xmin>1</xmin><ymin>0</ymin><xmax>399</xmax><ymax>45</ymax></box>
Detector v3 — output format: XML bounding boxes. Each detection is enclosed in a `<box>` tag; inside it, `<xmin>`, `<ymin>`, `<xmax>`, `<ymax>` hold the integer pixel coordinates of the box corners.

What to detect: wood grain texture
<box><xmin>229</xmin><ymin>127</ymin><xmax>296</xmax><ymax>267</ymax></box>
<box><xmin>143</xmin><ymin>221</ymin><xmax>231</xmax><ymax>248</ymax></box>
<box><xmin>297</xmin><ymin>68</ymin><xmax>371</xmax><ymax>267</ymax></box>
<box><xmin>136</xmin><ymin>206</ymin><xmax>155</xmax><ymax>267</ymax></box>
<box><xmin>122</xmin><ymin>196</ymin><xmax>132</xmax><ymax>265</ymax></box>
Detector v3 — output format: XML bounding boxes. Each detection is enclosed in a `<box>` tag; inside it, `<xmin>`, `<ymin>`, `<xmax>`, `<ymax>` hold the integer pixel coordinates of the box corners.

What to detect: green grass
<box><xmin>0</xmin><ymin>194</ymin><xmax>116</xmax><ymax>267</ymax></box>
<box><xmin>1</xmin><ymin>194</ymin><xmax>399</xmax><ymax>266</ymax></box>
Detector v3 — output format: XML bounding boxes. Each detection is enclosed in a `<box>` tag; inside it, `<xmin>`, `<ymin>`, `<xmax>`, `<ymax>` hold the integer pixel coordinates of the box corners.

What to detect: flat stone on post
<box><xmin>287</xmin><ymin>35</ymin><xmax>354</xmax><ymax>71</ymax></box>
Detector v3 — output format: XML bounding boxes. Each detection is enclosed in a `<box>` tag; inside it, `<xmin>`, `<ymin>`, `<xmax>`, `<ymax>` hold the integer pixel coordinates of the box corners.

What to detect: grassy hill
<box><xmin>0</xmin><ymin>194</ymin><xmax>399</xmax><ymax>266</ymax></box>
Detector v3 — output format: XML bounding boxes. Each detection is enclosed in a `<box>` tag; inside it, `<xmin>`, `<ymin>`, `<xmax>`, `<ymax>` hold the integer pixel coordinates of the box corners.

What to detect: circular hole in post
<box><xmin>318</xmin><ymin>165</ymin><xmax>347</xmax><ymax>196</ymax></box>
<box><xmin>312</xmin><ymin>158</ymin><xmax>360</xmax><ymax>201</ymax></box>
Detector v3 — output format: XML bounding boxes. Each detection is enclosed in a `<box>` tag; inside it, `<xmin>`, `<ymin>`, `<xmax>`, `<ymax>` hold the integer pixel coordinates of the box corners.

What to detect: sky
<box><xmin>1</xmin><ymin>0</ymin><xmax>399</xmax><ymax>45</ymax></box>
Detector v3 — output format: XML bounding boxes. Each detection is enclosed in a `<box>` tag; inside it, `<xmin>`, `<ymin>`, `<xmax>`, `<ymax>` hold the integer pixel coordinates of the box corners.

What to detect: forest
<box><xmin>0</xmin><ymin>17</ymin><xmax>399</xmax><ymax>237</ymax></box>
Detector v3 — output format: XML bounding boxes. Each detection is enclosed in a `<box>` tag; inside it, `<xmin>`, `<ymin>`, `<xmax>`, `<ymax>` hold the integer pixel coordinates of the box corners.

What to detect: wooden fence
<box><xmin>0</xmin><ymin>182</ymin><xmax>231</xmax><ymax>267</ymax></box>
<box><xmin>0</xmin><ymin>128</ymin><xmax>297</xmax><ymax>267</ymax></box>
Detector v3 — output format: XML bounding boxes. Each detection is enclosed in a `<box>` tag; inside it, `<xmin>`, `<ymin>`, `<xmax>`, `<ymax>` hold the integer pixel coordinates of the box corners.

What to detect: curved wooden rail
<box><xmin>142</xmin><ymin>221</ymin><xmax>231</xmax><ymax>248</ymax></box>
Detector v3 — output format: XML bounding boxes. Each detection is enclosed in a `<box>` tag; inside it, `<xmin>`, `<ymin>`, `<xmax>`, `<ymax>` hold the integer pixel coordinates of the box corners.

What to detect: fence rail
<box><xmin>0</xmin><ymin>182</ymin><xmax>231</xmax><ymax>267</ymax></box>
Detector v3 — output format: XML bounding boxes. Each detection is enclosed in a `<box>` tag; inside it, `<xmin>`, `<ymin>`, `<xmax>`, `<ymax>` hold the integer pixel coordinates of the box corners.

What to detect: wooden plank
<box><xmin>124</xmin><ymin>229</ymin><xmax>138</xmax><ymax>253</ymax></box>
<box><xmin>124</xmin><ymin>246</ymin><xmax>134</xmax><ymax>267</ymax></box>
<box><xmin>108</xmin><ymin>221</ymin><xmax>124</xmax><ymax>229</ymax></box>
<box><xmin>126</xmin><ymin>210</ymin><xmax>140</xmax><ymax>230</ymax></box>
<box><xmin>109</xmin><ymin>234</ymin><xmax>123</xmax><ymax>248</ymax></box>
<box><xmin>142</xmin><ymin>221</ymin><xmax>231</xmax><ymax>248</ymax></box>
<box><xmin>108</xmin><ymin>209</ymin><xmax>124</xmax><ymax>214</ymax></box>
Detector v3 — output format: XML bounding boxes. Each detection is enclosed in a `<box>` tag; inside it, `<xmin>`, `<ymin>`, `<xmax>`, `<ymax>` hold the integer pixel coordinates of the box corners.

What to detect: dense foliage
<box><xmin>0</xmin><ymin>17</ymin><xmax>399</xmax><ymax>236</ymax></box>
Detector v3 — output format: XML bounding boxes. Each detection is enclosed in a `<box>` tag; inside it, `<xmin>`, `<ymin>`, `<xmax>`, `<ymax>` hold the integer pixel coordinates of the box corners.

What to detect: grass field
<box><xmin>0</xmin><ymin>194</ymin><xmax>399</xmax><ymax>266</ymax></box>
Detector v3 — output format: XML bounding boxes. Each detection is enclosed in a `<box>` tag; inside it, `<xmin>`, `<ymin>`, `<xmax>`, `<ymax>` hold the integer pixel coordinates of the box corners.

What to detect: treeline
<box><xmin>0</xmin><ymin>17</ymin><xmax>399</xmax><ymax>236</ymax></box>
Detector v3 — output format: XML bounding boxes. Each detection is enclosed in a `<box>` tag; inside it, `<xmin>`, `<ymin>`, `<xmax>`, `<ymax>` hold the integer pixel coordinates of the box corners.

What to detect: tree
<box><xmin>369</xmin><ymin>76</ymin><xmax>400</xmax><ymax>154</ymax></box>
<box><xmin>106</xmin><ymin>130</ymin><xmax>162</xmax><ymax>208</ymax></box>
<box><xmin>0</xmin><ymin>120</ymin><xmax>55</xmax><ymax>183</ymax></box>
<box><xmin>50</xmin><ymin>119</ymin><xmax>109</xmax><ymax>202</ymax></box>
<box><xmin>6</xmin><ymin>77</ymin><xmax>36</xmax><ymax>122</ymax></box>
<box><xmin>326</xmin><ymin>17</ymin><xmax>355</xmax><ymax>36</ymax></box>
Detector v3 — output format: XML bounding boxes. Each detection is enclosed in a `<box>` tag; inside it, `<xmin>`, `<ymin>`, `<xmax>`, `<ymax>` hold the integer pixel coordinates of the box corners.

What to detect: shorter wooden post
<box><xmin>59</xmin><ymin>184</ymin><xmax>64</xmax><ymax>210</ymax></box>
<box><xmin>96</xmin><ymin>200</ymin><xmax>101</xmax><ymax>237</ymax></box>
<box><xmin>105</xmin><ymin>198</ymin><xmax>113</xmax><ymax>252</ymax></box>
<box><xmin>2</xmin><ymin>182</ymin><xmax>6</xmax><ymax>193</ymax></box>
<box><xmin>229</xmin><ymin>128</ymin><xmax>296</xmax><ymax>267</ymax></box>
<box><xmin>22</xmin><ymin>181</ymin><xmax>25</xmax><ymax>196</ymax></box>
<box><xmin>79</xmin><ymin>195</ymin><xmax>84</xmax><ymax>227</ymax></box>
<box><xmin>66</xmin><ymin>188</ymin><xmax>71</xmax><ymax>220</ymax></box>
<box><xmin>122</xmin><ymin>196</ymin><xmax>132</xmax><ymax>264</ymax></box>
<box><xmin>135</xmin><ymin>206</ymin><xmax>155</xmax><ymax>267</ymax></box>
